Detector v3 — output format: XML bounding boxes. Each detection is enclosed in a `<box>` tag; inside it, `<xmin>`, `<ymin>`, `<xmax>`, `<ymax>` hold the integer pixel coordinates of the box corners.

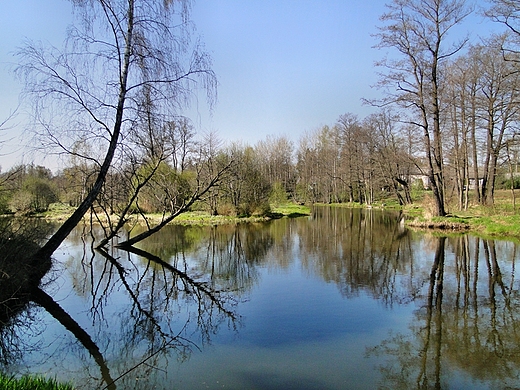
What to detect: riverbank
<box><xmin>21</xmin><ymin>193</ymin><xmax>520</xmax><ymax>240</ymax></box>
<box><xmin>33</xmin><ymin>202</ymin><xmax>312</xmax><ymax>225</ymax></box>
<box><xmin>316</xmin><ymin>190</ymin><xmax>520</xmax><ymax>240</ymax></box>
<box><xmin>400</xmin><ymin>190</ymin><xmax>520</xmax><ymax>240</ymax></box>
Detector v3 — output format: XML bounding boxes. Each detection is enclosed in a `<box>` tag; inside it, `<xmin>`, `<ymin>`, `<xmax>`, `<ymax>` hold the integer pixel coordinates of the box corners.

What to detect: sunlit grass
<box><xmin>171</xmin><ymin>203</ymin><xmax>311</xmax><ymax>224</ymax></box>
<box><xmin>270</xmin><ymin>203</ymin><xmax>310</xmax><ymax>217</ymax></box>
<box><xmin>0</xmin><ymin>373</ymin><xmax>75</xmax><ymax>390</ymax></box>
<box><xmin>171</xmin><ymin>211</ymin><xmax>257</xmax><ymax>225</ymax></box>
<box><xmin>403</xmin><ymin>189</ymin><xmax>520</xmax><ymax>239</ymax></box>
<box><xmin>37</xmin><ymin>202</ymin><xmax>311</xmax><ymax>225</ymax></box>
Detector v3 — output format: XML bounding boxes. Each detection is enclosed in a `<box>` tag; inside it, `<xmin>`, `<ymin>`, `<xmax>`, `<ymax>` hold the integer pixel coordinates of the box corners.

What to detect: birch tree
<box><xmin>16</xmin><ymin>0</ymin><xmax>215</xmax><ymax>259</ymax></box>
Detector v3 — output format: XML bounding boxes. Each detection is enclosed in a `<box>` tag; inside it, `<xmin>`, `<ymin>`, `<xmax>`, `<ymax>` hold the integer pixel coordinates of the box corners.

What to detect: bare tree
<box><xmin>255</xmin><ymin>135</ymin><xmax>296</xmax><ymax>196</ymax></box>
<box><xmin>487</xmin><ymin>0</ymin><xmax>520</xmax><ymax>59</ymax></box>
<box><xmin>372</xmin><ymin>0</ymin><xmax>472</xmax><ymax>216</ymax></box>
<box><xmin>364</xmin><ymin>110</ymin><xmax>415</xmax><ymax>205</ymax></box>
<box><xmin>296</xmin><ymin>126</ymin><xmax>338</xmax><ymax>203</ymax></box>
<box><xmin>16</xmin><ymin>0</ymin><xmax>215</xmax><ymax>260</ymax></box>
<box><xmin>474</xmin><ymin>36</ymin><xmax>520</xmax><ymax>205</ymax></box>
<box><xmin>444</xmin><ymin>52</ymin><xmax>480</xmax><ymax>209</ymax></box>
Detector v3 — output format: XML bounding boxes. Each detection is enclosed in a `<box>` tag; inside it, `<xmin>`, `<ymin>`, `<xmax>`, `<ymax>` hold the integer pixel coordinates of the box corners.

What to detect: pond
<box><xmin>2</xmin><ymin>206</ymin><xmax>520</xmax><ymax>389</ymax></box>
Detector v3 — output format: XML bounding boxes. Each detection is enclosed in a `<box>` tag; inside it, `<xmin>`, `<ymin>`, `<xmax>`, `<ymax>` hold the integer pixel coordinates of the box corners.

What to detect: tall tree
<box><xmin>364</xmin><ymin>110</ymin><xmax>415</xmax><ymax>205</ymax></box>
<box><xmin>448</xmin><ymin>49</ymin><xmax>482</xmax><ymax>206</ymax></box>
<box><xmin>254</xmin><ymin>135</ymin><xmax>296</xmax><ymax>197</ymax></box>
<box><xmin>474</xmin><ymin>36</ymin><xmax>520</xmax><ymax>205</ymax></box>
<box><xmin>17</xmin><ymin>0</ymin><xmax>215</xmax><ymax>259</ymax></box>
<box><xmin>373</xmin><ymin>0</ymin><xmax>472</xmax><ymax>216</ymax></box>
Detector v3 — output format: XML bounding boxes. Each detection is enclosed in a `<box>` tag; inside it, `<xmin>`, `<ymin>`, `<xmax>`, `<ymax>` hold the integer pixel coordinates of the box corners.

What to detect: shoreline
<box><xmin>11</xmin><ymin>200</ymin><xmax>520</xmax><ymax>240</ymax></box>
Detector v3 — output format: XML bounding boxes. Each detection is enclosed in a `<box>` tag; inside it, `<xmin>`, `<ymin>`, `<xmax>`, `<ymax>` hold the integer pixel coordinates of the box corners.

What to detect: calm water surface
<box><xmin>3</xmin><ymin>206</ymin><xmax>520</xmax><ymax>389</ymax></box>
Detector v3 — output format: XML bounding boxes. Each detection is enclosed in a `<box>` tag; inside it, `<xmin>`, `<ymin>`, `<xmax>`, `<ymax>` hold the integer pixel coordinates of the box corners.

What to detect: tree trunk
<box><xmin>32</xmin><ymin>0</ymin><xmax>135</xmax><ymax>261</ymax></box>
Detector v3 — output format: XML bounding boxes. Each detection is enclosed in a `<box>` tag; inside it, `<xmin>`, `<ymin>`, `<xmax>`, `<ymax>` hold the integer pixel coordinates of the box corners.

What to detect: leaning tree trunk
<box><xmin>116</xmin><ymin>162</ymin><xmax>230</xmax><ymax>248</ymax></box>
<box><xmin>32</xmin><ymin>1</ymin><xmax>135</xmax><ymax>261</ymax></box>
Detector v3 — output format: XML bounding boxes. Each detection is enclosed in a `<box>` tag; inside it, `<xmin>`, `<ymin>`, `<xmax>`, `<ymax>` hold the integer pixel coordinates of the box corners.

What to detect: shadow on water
<box><xmin>0</xmin><ymin>218</ymin><xmax>55</xmax><ymax>365</ymax></box>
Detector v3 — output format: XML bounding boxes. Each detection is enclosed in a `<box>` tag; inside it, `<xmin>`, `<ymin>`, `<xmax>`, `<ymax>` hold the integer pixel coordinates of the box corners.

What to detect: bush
<box><xmin>9</xmin><ymin>190</ymin><xmax>32</xmax><ymax>214</ymax></box>
<box><xmin>217</xmin><ymin>202</ymin><xmax>236</xmax><ymax>216</ymax></box>
<box><xmin>500</xmin><ymin>177</ymin><xmax>520</xmax><ymax>190</ymax></box>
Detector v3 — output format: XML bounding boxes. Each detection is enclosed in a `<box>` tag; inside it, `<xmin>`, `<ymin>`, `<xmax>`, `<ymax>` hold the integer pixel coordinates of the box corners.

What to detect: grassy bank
<box><xmin>317</xmin><ymin>190</ymin><xmax>520</xmax><ymax>239</ymax></box>
<box><xmin>0</xmin><ymin>373</ymin><xmax>74</xmax><ymax>390</ymax></box>
<box><xmin>402</xmin><ymin>190</ymin><xmax>520</xmax><ymax>239</ymax></box>
<box><xmin>25</xmin><ymin>193</ymin><xmax>520</xmax><ymax>239</ymax></box>
<box><xmin>35</xmin><ymin>202</ymin><xmax>312</xmax><ymax>226</ymax></box>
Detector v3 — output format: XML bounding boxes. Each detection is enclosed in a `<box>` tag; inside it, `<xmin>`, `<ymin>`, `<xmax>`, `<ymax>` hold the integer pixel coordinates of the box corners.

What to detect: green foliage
<box><xmin>0</xmin><ymin>373</ymin><xmax>75</xmax><ymax>390</ymax></box>
<box><xmin>269</xmin><ymin>182</ymin><xmax>288</xmax><ymax>206</ymax></box>
<box><xmin>220</xmin><ymin>145</ymin><xmax>272</xmax><ymax>217</ymax></box>
<box><xmin>294</xmin><ymin>182</ymin><xmax>312</xmax><ymax>204</ymax></box>
<box><xmin>135</xmin><ymin>161</ymin><xmax>194</xmax><ymax>214</ymax></box>
<box><xmin>24</xmin><ymin>176</ymin><xmax>59</xmax><ymax>212</ymax></box>
<box><xmin>4</xmin><ymin>164</ymin><xmax>59</xmax><ymax>214</ymax></box>
<box><xmin>499</xmin><ymin>176</ymin><xmax>520</xmax><ymax>190</ymax></box>
<box><xmin>8</xmin><ymin>190</ymin><xmax>32</xmax><ymax>214</ymax></box>
<box><xmin>58</xmin><ymin>164</ymin><xmax>95</xmax><ymax>207</ymax></box>
<box><xmin>410</xmin><ymin>179</ymin><xmax>426</xmax><ymax>201</ymax></box>
<box><xmin>0</xmin><ymin>192</ymin><xmax>11</xmax><ymax>214</ymax></box>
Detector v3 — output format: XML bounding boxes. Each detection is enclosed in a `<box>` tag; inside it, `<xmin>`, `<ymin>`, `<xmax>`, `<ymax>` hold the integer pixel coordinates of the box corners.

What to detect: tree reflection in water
<box><xmin>299</xmin><ymin>206</ymin><xmax>414</xmax><ymax>304</ymax></box>
<box><xmin>2</xmin><ymin>208</ymin><xmax>520</xmax><ymax>389</ymax></box>
<box><xmin>0</xmin><ymin>218</ymin><xmax>55</xmax><ymax>366</ymax></box>
<box><xmin>368</xmin><ymin>235</ymin><xmax>520</xmax><ymax>389</ymax></box>
<box><xmin>1</xmin><ymin>222</ymin><xmax>252</xmax><ymax>389</ymax></box>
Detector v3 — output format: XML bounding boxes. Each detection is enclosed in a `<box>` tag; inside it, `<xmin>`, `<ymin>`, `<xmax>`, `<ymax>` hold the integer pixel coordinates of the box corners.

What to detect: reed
<box><xmin>0</xmin><ymin>373</ymin><xmax>74</xmax><ymax>390</ymax></box>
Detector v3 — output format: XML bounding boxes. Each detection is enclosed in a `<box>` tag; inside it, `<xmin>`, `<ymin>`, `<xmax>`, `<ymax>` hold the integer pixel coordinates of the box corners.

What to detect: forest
<box><xmin>2</xmin><ymin>0</ymin><xmax>520</xmax><ymax>252</ymax></box>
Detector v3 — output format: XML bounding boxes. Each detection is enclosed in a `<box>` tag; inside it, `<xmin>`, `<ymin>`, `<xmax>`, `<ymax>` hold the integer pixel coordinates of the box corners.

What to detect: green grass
<box><xmin>270</xmin><ymin>203</ymin><xmax>311</xmax><ymax>218</ymax></box>
<box><xmin>35</xmin><ymin>202</ymin><xmax>311</xmax><ymax>226</ymax></box>
<box><xmin>171</xmin><ymin>211</ymin><xmax>263</xmax><ymax>225</ymax></box>
<box><xmin>138</xmin><ymin>203</ymin><xmax>311</xmax><ymax>226</ymax></box>
<box><xmin>400</xmin><ymin>189</ymin><xmax>520</xmax><ymax>239</ymax></box>
<box><xmin>462</xmin><ymin>215</ymin><xmax>520</xmax><ymax>238</ymax></box>
<box><xmin>0</xmin><ymin>373</ymin><xmax>75</xmax><ymax>390</ymax></box>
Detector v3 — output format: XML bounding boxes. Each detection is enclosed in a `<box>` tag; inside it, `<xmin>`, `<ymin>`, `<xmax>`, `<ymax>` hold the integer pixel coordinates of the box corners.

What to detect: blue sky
<box><xmin>0</xmin><ymin>0</ymin><xmax>500</xmax><ymax>171</ymax></box>
<box><xmin>189</xmin><ymin>1</ymin><xmax>387</xmax><ymax>143</ymax></box>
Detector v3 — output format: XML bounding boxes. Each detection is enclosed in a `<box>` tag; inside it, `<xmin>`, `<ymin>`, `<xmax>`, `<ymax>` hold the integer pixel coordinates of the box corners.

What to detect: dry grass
<box><xmin>405</xmin><ymin>189</ymin><xmax>520</xmax><ymax>239</ymax></box>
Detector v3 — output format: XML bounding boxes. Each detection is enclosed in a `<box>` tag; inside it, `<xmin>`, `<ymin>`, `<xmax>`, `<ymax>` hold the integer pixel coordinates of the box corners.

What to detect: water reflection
<box><xmin>300</xmin><ymin>207</ymin><xmax>412</xmax><ymax>302</ymax></box>
<box><xmin>369</xmin><ymin>235</ymin><xmax>520</xmax><ymax>389</ymax></box>
<box><xmin>30</xmin><ymin>287</ymin><xmax>115</xmax><ymax>388</ymax></box>
<box><xmin>0</xmin><ymin>218</ymin><xmax>55</xmax><ymax>366</ymax></box>
<box><xmin>1</xmin><ymin>207</ymin><xmax>520</xmax><ymax>388</ymax></box>
<box><xmin>2</xmin><ymin>222</ymin><xmax>246</xmax><ymax>388</ymax></box>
